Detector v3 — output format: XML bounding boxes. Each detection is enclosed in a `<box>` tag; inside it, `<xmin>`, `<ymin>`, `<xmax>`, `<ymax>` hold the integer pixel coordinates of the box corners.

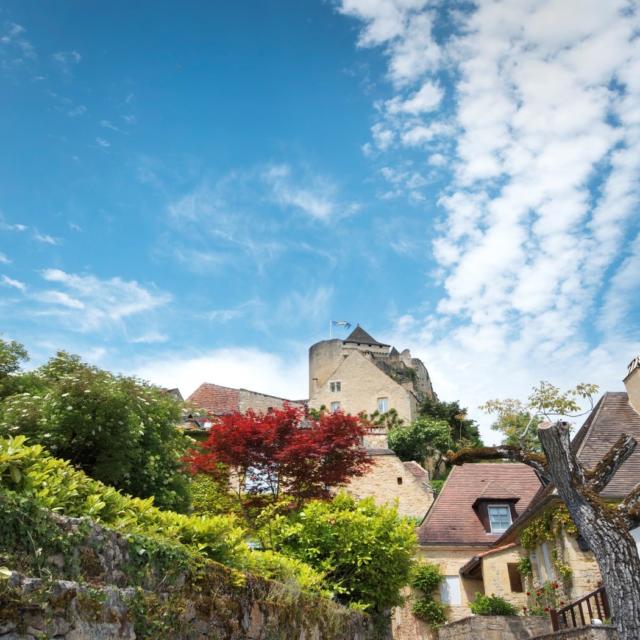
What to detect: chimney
<box><xmin>624</xmin><ymin>356</ymin><xmax>640</xmax><ymax>414</ymax></box>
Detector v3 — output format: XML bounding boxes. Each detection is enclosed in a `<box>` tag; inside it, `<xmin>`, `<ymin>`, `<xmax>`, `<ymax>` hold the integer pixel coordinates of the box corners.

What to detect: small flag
<box><xmin>332</xmin><ymin>320</ymin><xmax>351</xmax><ymax>329</ymax></box>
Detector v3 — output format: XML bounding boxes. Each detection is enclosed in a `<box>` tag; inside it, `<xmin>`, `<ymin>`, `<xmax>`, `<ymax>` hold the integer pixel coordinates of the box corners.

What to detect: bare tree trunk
<box><xmin>538</xmin><ymin>423</ymin><xmax>640</xmax><ymax>640</ymax></box>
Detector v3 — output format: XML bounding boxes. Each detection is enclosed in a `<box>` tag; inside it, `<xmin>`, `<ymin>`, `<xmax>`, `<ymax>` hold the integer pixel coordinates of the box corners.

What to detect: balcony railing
<box><xmin>549</xmin><ymin>586</ymin><xmax>610</xmax><ymax>631</ymax></box>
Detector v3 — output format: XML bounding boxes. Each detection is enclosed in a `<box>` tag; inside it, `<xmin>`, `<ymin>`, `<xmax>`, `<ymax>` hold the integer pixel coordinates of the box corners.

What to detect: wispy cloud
<box><xmin>341</xmin><ymin>0</ymin><xmax>640</xmax><ymax>441</ymax></box>
<box><xmin>37</xmin><ymin>269</ymin><xmax>171</xmax><ymax>332</ymax></box>
<box><xmin>0</xmin><ymin>216</ymin><xmax>27</xmax><ymax>232</ymax></box>
<box><xmin>52</xmin><ymin>49</ymin><xmax>81</xmax><ymax>75</ymax></box>
<box><xmin>34</xmin><ymin>231</ymin><xmax>59</xmax><ymax>245</ymax></box>
<box><xmin>100</xmin><ymin>119</ymin><xmax>120</xmax><ymax>132</ymax></box>
<box><xmin>0</xmin><ymin>252</ymin><xmax>11</xmax><ymax>264</ymax></box>
<box><xmin>262</xmin><ymin>164</ymin><xmax>359</xmax><ymax>222</ymax></box>
<box><xmin>0</xmin><ymin>22</ymin><xmax>36</xmax><ymax>69</ymax></box>
<box><xmin>95</xmin><ymin>137</ymin><xmax>111</xmax><ymax>148</ymax></box>
<box><xmin>1</xmin><ymin>274</ymin><xmax>26</xmax><ymax>292</ymax></box>
<box><xmin>129</xmin><ymin>331</ymin><xmax>169</xmax><ymax>344</ymax></box>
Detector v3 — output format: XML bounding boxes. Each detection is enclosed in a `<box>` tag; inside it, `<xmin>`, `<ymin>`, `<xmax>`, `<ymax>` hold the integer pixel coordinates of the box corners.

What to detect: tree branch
<box><xmin>586</xmin><ymin>434</ymin><xmax>637</xmax><ymax>494</ymax></box>
<box><xmin>619</xmin><ymin>480</ymin><xmax>640</xmax><ymax>529</ymax></box>
<box><xmin>446</xmin><ymin>445</ymin><xmax>550</xmax><ymax>484</ymax></box>
<box><xmin>538</xmin><ymin>421</ymin><xmax>587</xmax><ymax>488</ymax></box>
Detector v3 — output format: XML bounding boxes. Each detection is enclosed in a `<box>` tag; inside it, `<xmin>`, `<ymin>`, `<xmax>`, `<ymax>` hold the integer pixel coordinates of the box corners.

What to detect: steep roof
<box><xmin>344</xmin><ymin>325</ymin><xmax>389</xmax><ymax>347</ymax></box>
<box><xmin>187</xmin><ymin>383</ymin><xmax>240</xmax><ymax>415</ymax></box>
<box><xmin>572</xmin><ymin>392</ymin><xmax>640</xmax><ymax>498</ymax></box>
<box><xmin>418</xmin><ymin>463</ymin><xmax>542</xmax><ymax>546</ymax></box>
<box><xmin>403</xmin><ymin>460</ymin><xmax>429</xmax><ymax>481</ymax></box>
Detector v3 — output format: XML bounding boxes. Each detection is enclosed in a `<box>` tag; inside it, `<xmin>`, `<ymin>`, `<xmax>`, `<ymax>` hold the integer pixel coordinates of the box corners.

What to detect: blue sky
<box><xmin>1</xmin><ymin>1</ymin><xmax>639</xmax><ymax>442</ymax></box>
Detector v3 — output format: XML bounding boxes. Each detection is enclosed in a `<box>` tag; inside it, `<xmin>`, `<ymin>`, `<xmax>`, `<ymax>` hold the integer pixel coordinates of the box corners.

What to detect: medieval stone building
<box><xmin>308</xmin><ymin>324</ymin><xmax>435</xmax><ymax>424</ymax></box>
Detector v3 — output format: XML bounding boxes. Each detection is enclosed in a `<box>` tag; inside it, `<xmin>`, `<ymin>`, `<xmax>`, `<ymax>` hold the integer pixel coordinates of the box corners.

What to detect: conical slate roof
<box><xmin>344</xmin><ymin>324</ymin><xmax>390</xmax><ymax>347</ymax></box>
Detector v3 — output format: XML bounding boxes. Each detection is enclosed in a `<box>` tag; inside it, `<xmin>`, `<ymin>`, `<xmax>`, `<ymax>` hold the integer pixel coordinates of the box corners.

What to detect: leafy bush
<box><xmin>0</xmin><ymin>351</ymin><xmax>190</xmax><ymax>511</ymax></box>
<box><xmin>258</xmin><ymin>492</ymin><xmax>416</xmax><ymax>612</ymax></box>
<box><xmin>470</xmin><ymin>592</ymin><xmax>518</xmax><ymax>616</ymax></box>
<box><xmin>412</xmin><ymin>597</ymin><xmax>447</xmax><ymax>627</ymax></box>
<box><xmin>0</xmin><ymin>435</ymin><xmax>324</xmax><ymax>594</ymax></box>
<box><xmin>410</xmin><ymin>562</ymin><xmax>444</xmax><ymax>594</ymax></box>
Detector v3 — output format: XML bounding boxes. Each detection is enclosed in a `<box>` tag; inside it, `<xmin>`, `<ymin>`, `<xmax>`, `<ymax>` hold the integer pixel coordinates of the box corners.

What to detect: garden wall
<box><xmin>0</xmin><ymin>504</ymin><xmax>375</xmax><ymax>639</ymax></box>
<box><xmin>437</xmin><ymin>615</ymin><xmax>551</xmax><ymax>640</ymax></box>
<box><xmin>532</xmin><ymin>626</ymin><xmax>618</xmax><ymax>640</ymax></box>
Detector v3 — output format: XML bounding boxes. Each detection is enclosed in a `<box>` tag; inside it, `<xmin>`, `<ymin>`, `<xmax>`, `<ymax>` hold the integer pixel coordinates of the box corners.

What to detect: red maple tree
<box><xmin>187</xmin><ymin>405</ymin><xmax>372</xmax><ymax>504</ymax></box>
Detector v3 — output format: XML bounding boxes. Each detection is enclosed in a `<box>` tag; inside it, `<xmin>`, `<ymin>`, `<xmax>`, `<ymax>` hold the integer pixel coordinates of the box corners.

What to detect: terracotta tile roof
<box><xmin>418</xmin><ymin>463</ymin><xmax>542</xmax><ymax>546</ymax></box>
<box><xmin>403</xmin><ymin>461</ymin><xmax>429</xmax><ymax>481</ymax></box>
<box><xmin>572</xmin><ymin>392</ymin><xmax>640</xmax><ymax>498</ymax></box>
<box><xmin>474</xmin><ymin>480</ymin><xmax>520</xmax><ymax>502</ymax></box>
<box><xmin>187</xmin><ymin>383</ymin><xmax>240</xmax><ymax>415</ymax></box>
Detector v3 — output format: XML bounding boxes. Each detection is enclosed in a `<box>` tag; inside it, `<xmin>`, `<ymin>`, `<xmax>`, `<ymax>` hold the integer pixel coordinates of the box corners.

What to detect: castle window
<box><xmin>488</xmin><ymin>504</ymin><xmax>512</xmax><ymax>533</ymax></box>
<box><xmin>330</xmin><ymin>381</ymin><xmax>341</xmax><ymax>392</ymax></box>
<box><xmin>397</xmin><ymin>477</ymin><xmax>403</xmax><ymax>485</ymax></box>
<box><xmin>330</xmin><ymin>401</ymin><xmax>341</xmax><ymax>413</ymax></box>
<box><xmin>377</xmin><ymin>397</ymin><xmax>389</xmax><ymax>413</ymax></box>
<box><xmin>508</xmin><ymin>563</ymin><xmax>524</xmax><ymax>592</ymax></box>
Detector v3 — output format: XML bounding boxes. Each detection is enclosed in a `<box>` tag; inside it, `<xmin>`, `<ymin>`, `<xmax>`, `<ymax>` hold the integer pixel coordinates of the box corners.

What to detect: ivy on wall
<box><xmin>410</xmin><ymin>562</ymin><xmax>448</xmax><ymax>628</ymax></box>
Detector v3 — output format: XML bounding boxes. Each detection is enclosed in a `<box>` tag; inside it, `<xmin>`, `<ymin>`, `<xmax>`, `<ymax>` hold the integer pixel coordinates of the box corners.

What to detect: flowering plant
<box><xmin>523</xmin><ymin>581</ymin><xmax>565</xmax><ymax>616</ymax></box>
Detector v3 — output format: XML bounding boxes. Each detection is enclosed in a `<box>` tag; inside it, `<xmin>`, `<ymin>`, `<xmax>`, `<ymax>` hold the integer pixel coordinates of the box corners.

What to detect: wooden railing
<box><xmin>549</xmin><ymin>586</ymin><xmax>610</xmax><ymax>631</ymax></box>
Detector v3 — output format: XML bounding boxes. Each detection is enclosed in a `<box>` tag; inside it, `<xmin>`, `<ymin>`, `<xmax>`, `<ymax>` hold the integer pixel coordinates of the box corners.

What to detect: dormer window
<box><xmin>488</xmin><ymin>504</ymin><xmax>512</xmax><ymax>533</ymax></box>
<box><xmin>330</xmin><ymin>381</ymin><xmax>341</xmax><ymax>392</ymax></box>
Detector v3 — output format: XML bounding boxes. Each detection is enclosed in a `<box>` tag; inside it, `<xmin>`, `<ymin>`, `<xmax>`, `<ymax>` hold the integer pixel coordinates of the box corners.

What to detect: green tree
<box><xmin>481</xmin><ymin>381</ymin><xmax>599</xmax><ymax>451</ymax></box>
<box><xmin>388</xmin><ymin>417</ymin><xmax>452</xmax><ymax>469</ymax></box>
<box><xmin>0</xmin><ymin>338</ymin><xmax>29</xmax><ymax>400</ymax></box>
<box><xmin>0</xmin><ymin>351</ymin><xmax>190</xmax><ymax>511</ymax></box>
<box><xmin>258</xmin><ymin>493</ymin><xmax>416</xmax><ymax>614</ymax></box>
<box><xmin>419</xmin><ymin>397</ymin><xmax>482</xmax><ymax>447</ymax></box>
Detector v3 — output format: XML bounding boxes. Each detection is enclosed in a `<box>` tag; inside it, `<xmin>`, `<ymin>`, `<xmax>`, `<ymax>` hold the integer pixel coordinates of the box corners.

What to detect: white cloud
<box><xmin>263</xmin><ymin>164</ymin><xmax>358</xmax><ymax>222</ymax></box>
<box><xmin>100</xmin><ymin>119</ymin><xmax>120</xmax><ymax>132</ymax></box>
<box><xmin>52</xmin><ymin>50</ymin><xmax>81</xmax><ymax>75</ymax></box>
<box><xmin>35</xmin><ymin>290</ymin><xmax>84</xmax><ymax>309</ymax></box>
<box><xmin>0</xmin><ymin>22</ymin><xmax>36</xmax><ymax>66</ymax></box>
<box><xmin>1</xmin><ymin>275</ymin><xmax>26</xmax><ymax>292</ymax></box>
<box><xmin>386</xmin><ymin>81</ymin><xmax>443</xmax><ymax>115</ymax></box>
<box><xmin>38</xmin><ymin>269</ymin><xmax>171</xmax><ymax>331</ymax></box>
<box><xmin>0</xmin><ymin>217</ymin><xmax>27</xmax><ymax>232</ymax></box>
<box><xmin>0</xmin><ymin>252</ymin><xmax>10</xmax><ymax>264</ymax></box>
<box><xmin>95</xmin><ymin>137</ymin><xmax>111</xmax><ymax>148</ymax></box>
<box><xmin>133</xmin><ymin>347</ymin><xmax>308</xmax><ymax>403</ymax></box>
<box><xmin>34</xmin><ymin>232</ymin><xmax>59</xmax><ymax>245</ymax></box>
<box><xmin>343</xmin><ymin>0</ymin><xmax>640</xmax><ymax>443</ymax></box>
<box><xmin>129</xmin><ymin>331</ymin><xmax>169</xmax><ymax>344</ymax></box>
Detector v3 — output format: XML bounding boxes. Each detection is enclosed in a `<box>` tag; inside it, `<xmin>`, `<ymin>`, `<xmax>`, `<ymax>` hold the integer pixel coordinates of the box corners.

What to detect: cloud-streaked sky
<box><xmin>1</xmin><ymin>1</ymin><xmax>639</xmax><ymax>442</ymax></box>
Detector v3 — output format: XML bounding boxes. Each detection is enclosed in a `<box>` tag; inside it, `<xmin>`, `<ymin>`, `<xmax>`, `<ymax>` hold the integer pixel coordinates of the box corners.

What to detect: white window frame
<box><xmin>487</xmin><ymin>504</ymin><xmax>512</xmax><ymax>533</ymax></box>
<box><xmin>329</xmin><ymin>380</ymin><xmax>341</xmax><ymax>393</ymax></box>
<box><xmin>377</xmin><ymin>397</ymin><xmax>389</xmax><ymax>413</ymax></box>
<box><xmin>330</xmin><ymin>401</ymin><xmax>341</xmax><ymax>413</ymax></box>
<box><xmin>439</xmin><ymin>576</ymin><xmax>462</xmax><ymax>605</ymax></box>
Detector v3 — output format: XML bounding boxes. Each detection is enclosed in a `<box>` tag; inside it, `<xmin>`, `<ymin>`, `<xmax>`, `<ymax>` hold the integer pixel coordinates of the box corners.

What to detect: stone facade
<box><xmin>308</xmin><ymin>326</ymin><xmax>434</xmax><ymax>424</ymax></box>
<box><xmin>344</xmin><ymin>452</ymin><xmax>433</xmax><ymax>519</ymax></box>
<box><xmin>237</xmin><ymin>388</ymin><xmax>304</xmax><ymax>413</ymax></box>
<box><xmin>480</xmin><ymin>545</ymin><xmax>529</xmax><ymax>611</ymax></box>
<box><xmin>437</xmin><ymin>616</ymin><xmax>551</xmax><ymax>640</ymax></box>
<box><xmin>532</xmin><ymin>626</ymin><xmax>619</xmax><ymax>640</ymax></box>
<box><xmin>416</xmin><ymin>546</ymin><xmax>486</xmax><ymax>623</ymax></box>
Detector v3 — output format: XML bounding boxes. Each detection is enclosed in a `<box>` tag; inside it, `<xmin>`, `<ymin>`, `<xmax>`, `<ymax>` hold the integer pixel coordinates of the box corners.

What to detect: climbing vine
<box><xmin>410</xmin><ymin>562</ymin><xmax>448</xmax><ymax>628</ymax></box>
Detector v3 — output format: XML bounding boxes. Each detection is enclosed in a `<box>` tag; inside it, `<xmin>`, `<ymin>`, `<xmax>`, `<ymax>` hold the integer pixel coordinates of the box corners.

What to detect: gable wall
<box><xmin>343</xmin><ymin>454</ymin><xmax>433</xmax><ymax>519</ymax></box>
<box><xmin>310</xmin><ymin>350</ymin><xmax>415</xmax><ymax>423</ymax></box>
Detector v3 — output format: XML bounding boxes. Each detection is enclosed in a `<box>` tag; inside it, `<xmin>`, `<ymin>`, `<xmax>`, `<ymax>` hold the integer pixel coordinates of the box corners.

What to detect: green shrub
<box><xmin>0</xmin><ymin>435</ymin><xmax>323</xmax><ymax>594</ymax></box>
<box><xmin>410</xmin><ymin>561</ymin><xmax>444</xmax><ymax>594</ymax></box>
<box><xmin>259</xmin><ymin>492</ymin><xmax>416</xmax><ymax>612</ymax></box>
<box><xmin>412</xmin><ymin>597</ymin><xmax>447</xmax><ymax>626</ymax></box>
<box><xmin>470</xmin><ymin>592</ymin><xmax>518</xmax><ymax>616</ymax></box>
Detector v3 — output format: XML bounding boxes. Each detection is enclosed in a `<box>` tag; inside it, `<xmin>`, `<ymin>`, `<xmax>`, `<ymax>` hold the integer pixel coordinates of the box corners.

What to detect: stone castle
<box><xmin>309</xmin><ymin>324</ymin><xmax>435</xmax><ymax>424</ymax></box>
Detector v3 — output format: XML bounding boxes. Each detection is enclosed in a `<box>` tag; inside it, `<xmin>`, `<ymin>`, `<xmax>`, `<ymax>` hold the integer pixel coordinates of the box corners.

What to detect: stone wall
<box><xmin>0</xmin><ymin>508</ymin><xmax>376</xmax><ymax>640</ymax></box>
<box><xmin>0</xmin><ymin>570</ymin><xmax>374</xmax><ymax>640</ymax></box>
<box><xmin>344</xmin><ymin>452</ymin><xmax>433</xmax><ymax>519</ymax></box>
<box><xmin>437</xmin><ymin>615</ymin><xmax>551</xmax><ymax>640</ymax></box>
<box><xmin>532</xmin><ymin>626</ymin><xmax>618</xmax><ymax>640</ymax></box>
<box><xmin>237</xmin><ymin>388</ymin><xmax>305</xmax><ymax>413</ymax></box>
<box><xmin>481</xmin><ymin>545</ymin><xmax>528</xmax><ymax>611</ymax></box>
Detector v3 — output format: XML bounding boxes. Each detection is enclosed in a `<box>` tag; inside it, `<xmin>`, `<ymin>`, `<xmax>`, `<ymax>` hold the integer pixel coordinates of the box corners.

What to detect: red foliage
<box><xmin>186</xmin><ymin>405</ymin><xmax>372</xmax><ymax>502</ymax></box>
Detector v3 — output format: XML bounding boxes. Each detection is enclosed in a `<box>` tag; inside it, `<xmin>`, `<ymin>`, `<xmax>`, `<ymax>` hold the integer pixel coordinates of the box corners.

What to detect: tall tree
<box><xmin>188</xmin><ymin>405</ymin><xmax>372</xmax><ymax>505</ymax></box>
<box><xmin>419</xmin><ymin>397</ymin><xmax>482</xmax><ymax>446</ymax></box>
<box><xmin>0</xmin><ymin>351</ymin><xmax>190</xmax><ymax>511</ymax></box>
<box><xmin>450</xmin><ymin>422</ymin><xmax>640</xmax><ymax>640</ymax></box>
<box><xmin>481</xmin><ymin>381</ymin><xmax>599</xmax><ymax>451</ymax></box>
<box><xmin>0</xmin><ymin>338</ymin><xmax>29</xmax><ymax>400</ymax></box>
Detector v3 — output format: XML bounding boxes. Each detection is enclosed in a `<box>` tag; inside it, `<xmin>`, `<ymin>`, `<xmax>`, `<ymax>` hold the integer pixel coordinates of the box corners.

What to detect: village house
<box><xmin>491</xmin><ymin>357</ymin><xmax>640</xmax><ymax>614</ymax></box>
